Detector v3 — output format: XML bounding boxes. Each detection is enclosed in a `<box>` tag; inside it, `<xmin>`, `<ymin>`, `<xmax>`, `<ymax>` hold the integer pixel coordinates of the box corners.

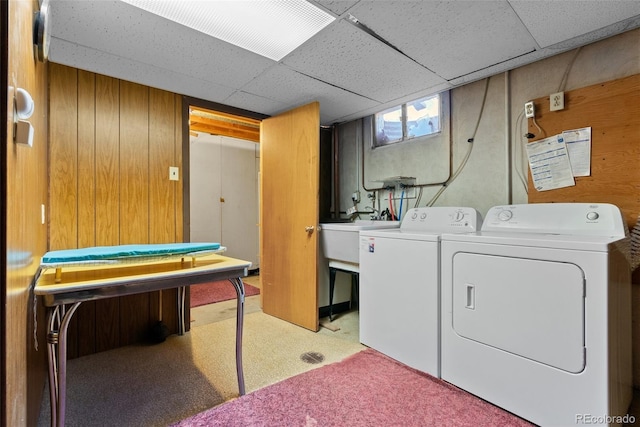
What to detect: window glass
<box><xmin>407</xmin><ymin>94</ymin><xmax>440</xmax><ymax>138</ymax></box>
<box><xmin>373</xmin><ymin>93</ymin><xmax>441</xmax><ymax>147</ymax></box>
<box><xmin>374</xmin><ymin>106</ymin><xmax>403</xmax><ymax>146</ymax></box>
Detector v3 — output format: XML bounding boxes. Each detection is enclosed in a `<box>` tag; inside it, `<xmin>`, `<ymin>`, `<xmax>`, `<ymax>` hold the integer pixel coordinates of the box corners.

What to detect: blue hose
<box><xmin>398</xmin><ymin>190</ymin><xmax>405</xmax><ymax>221</ymax></box>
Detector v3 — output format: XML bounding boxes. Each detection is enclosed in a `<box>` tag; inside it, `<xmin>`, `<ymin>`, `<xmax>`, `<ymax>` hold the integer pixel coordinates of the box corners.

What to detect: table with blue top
<box><xmin>34</xmin><ymin>243</ymin><xmax>251</xmax><ymax>427</ymax></box>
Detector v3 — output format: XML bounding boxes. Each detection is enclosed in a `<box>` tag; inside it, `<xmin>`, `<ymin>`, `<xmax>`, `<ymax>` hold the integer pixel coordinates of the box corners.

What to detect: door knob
<box><xmin>305</xmin><ymin>226</ymin><xmax>315</xmax><ymax>233</ymax></box>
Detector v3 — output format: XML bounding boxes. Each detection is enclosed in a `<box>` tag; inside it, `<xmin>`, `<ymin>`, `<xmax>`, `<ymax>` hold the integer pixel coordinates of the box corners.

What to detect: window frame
<box><xmin>373</xmin><ymin>93</ymin><xmax>441</xmax><ymax>148</ymax></box>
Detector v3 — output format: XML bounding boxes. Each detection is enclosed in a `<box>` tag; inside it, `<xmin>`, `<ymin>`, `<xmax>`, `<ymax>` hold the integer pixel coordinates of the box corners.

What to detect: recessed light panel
<box><xmin>121</xmin><ymin>0</ymin><xmax>335</xmax><ymax>61</ymax></box>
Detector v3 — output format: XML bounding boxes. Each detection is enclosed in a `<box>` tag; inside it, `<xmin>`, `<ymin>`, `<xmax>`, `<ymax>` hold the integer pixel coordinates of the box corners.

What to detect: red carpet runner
<box><xmin>190</xmin><ymin>280</ymin><xmax>260</xmax><ymax>307</ymax></box>
<box><xmin>172</xmin><ymin>348</ymin><xmax>533</xmax><ymax>426</ymax></box>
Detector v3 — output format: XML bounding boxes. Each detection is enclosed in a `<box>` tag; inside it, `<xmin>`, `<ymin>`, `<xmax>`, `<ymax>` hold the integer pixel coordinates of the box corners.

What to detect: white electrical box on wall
<box><xmin>525</xmin><ymin>101</ymin><xmax>535</xmax><ymax>118</ymax></box>
<box><xmin>550</xmin><ymin>92</ymin><xmax>565</xmax><ymax>111</ymax></box>
<box><xmin>169</xmin><ymin>166</ymin><xmax>179</xmax><ymax>181</ymax></box>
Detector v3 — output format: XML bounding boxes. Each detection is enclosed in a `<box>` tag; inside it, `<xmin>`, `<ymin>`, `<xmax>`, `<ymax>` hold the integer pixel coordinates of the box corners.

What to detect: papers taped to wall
<box><xmin>526</xmin><ymin>127</ymin><xmax>592</xmax><ymax>191</ymax></box>
<box><xmin>562</xmin><ymin>127</ymin><xmax>592</xmax><ymax>177</ymax></box>
<box><xmin>526</xmin><ymin>135</ymin><xmax>575</xmax><ymax>191</ymax></box>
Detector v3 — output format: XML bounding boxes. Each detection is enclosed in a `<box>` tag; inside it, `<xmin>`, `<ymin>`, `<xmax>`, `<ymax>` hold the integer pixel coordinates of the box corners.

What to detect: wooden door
<box><xmin>260</xmin><ymin>102</ymin><xmax>320</xmax><ymax>331</ymax></box>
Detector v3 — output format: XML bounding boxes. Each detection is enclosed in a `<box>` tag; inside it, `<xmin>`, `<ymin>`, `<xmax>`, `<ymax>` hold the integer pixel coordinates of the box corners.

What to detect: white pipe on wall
<box><xmin>505</xmin><ymin>71</ymin><xmax>512</xmax><ymax>205</ymax></box>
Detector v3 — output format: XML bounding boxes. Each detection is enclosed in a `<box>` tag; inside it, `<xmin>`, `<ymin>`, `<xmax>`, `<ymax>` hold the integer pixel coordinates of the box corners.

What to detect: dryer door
<box><xmin>451</xmin><ymin>253</ymin><xmax>585</xmax><ymax>373</ymax></box>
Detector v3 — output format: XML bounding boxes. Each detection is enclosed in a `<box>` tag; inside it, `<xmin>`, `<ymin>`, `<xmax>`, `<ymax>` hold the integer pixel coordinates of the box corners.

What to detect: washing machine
<box><xmin>440</xmin><ymin>203</ymin><xmax>632</xmax><ymax>427</ymax></box>
<box><xmin>359</xmin><ymin>206</ymin><xmax>482</xmax><ymax>377</ymax></box>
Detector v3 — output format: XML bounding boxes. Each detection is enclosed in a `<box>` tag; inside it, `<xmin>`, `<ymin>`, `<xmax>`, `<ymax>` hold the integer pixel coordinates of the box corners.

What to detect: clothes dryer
<box><xmin>359</xmin><ymin>207</ymin><xmax>481</xmax><ymax>377</ymax></box>
<box><xmin>440</xmin><ymin>203</ymin><xmax>632</xmax><ymax>427</ymax></box>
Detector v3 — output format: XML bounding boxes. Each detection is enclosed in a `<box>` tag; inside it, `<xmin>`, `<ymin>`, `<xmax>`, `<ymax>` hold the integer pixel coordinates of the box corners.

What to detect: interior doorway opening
<box><xmin>185</xmin><ymin>100</ymin><xmax>266</xmax><ymax>313</ymax></box>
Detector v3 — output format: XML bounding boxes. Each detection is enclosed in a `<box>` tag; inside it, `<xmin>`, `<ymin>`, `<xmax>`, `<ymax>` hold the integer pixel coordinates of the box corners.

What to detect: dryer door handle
<box><xmin>465</xmin><ymin>284</ymin><xmax>475</xmax><ymax>310</ymax></box>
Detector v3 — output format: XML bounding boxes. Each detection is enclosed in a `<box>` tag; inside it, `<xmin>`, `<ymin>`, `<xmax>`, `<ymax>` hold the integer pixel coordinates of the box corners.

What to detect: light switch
<box><xmin>169</xmin><ymin>166</ymin><xmax>179</xmax><ymax>181</ymax></box>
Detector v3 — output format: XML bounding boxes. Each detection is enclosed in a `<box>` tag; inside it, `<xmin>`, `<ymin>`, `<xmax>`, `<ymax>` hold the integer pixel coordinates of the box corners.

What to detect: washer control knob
<box><xmin>420</xmin><ymin>213</ymin><xmax>427</xmax><ymax>220</ymax></box>
<box><xmin>411</xmin><ymin>212</ymin><xmax>418</xmax><ymax>219</ymax></box>
<box><xmin>586</xmin><ymin>211</ymin><xmax>599</xmax><ymax>220</ymax></box>
<box><xmin>453</xmin><ymin>211</ymin><xmax>465</xmax><ymax>222</ymax></box>
<box><xmin>498</xmin><ymin>210</ymin><xmax>513</xmax><ymax>221</ymax></box>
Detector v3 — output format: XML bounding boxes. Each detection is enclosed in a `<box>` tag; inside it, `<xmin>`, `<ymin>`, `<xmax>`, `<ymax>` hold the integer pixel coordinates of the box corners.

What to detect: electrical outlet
<box><xmin>550</xmin><ymin>92</ymin><xmax>564</xmax><ymax>111</ymax></box>
<box><xmin>524</xmin><ymin>101</ymin><xmax>535</xmax><ymax>118</ymax></box>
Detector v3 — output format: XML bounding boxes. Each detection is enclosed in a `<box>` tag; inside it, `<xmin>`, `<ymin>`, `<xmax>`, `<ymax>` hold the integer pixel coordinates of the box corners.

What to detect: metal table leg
<box><xmin>229</xmin><ymin>277</ymin><xmax>246</xmax><ymax>395</ymax></box>
<box><xmin>329</xmin><ymin>267</ymin><xmax>337</xmax><ymax>321</ymax></box>
<box><xmin>46</xmin><ymin>302</ymin><xmax>82</xmax><ymax>427</ymax></box>
<box><xmin>177</xmin><ymin>286</ymin><xmax>186</xmax><ymax>335</ymax></box>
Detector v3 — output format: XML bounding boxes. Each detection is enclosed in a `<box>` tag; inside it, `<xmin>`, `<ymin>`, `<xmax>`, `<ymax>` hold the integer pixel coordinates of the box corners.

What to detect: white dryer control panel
<box><xmin>482</xmin><ymin>203</ymin><xmax>626</xmax><ymax>237</ymax></box>
<box><xmin>400</xmin><ymin>207</ymin><xmax>482</xmax><ymax>232</ymax></box>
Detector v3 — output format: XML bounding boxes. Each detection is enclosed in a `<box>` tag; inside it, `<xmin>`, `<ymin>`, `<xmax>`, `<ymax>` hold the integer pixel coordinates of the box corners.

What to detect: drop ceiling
<box><xmin>48</xmin><ymin>0</ymin><xmax>640</xmax><ymax>126</ymax></box>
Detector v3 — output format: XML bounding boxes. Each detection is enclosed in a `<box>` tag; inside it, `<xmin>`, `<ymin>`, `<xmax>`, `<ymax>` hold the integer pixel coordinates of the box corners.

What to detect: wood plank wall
<box><xmin>49</xmin><ymin>64</ymin><xmax>184</xmax><ymax>358</ymax></box>
<box><xmin>527</xmin><ymin>74</ymin><xmax>640</xmax><ymax>227</ymax></box>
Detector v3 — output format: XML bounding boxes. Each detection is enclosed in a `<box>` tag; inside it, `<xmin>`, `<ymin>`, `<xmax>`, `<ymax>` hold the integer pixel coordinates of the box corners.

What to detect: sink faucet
<box><xmin>365</xmin><ymin>206</ymin><xmax>380</xmax><ymax>220</ymax></box>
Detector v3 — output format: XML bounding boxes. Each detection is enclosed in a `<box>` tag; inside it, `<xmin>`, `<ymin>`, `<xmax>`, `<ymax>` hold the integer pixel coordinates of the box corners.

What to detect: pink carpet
<box><xmin>172</xmin><ymin>348</ymin><xmax>534</xmax><ymax>427</ymax></box>
<box><xmin>190</xmin><ymin>280</ymin><xmax>260</xmax><ymax>307</ymax></box>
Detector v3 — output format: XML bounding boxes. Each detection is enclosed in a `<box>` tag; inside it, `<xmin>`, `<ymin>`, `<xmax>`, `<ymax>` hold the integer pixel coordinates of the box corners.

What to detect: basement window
<box><xmin>373</xmin><ymin>93</ymin><xmax>441</xmax><ymax>147</ymax></box>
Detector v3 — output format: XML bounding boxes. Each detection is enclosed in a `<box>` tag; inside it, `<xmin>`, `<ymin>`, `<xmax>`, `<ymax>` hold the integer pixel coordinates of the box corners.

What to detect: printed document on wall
<box><xmin>562</xmin><ymin>127</ymin><xmax>591</xmax><ymax>177</ymax></box>
<box><xmin>526</xmin><ymin>136</ymin><xmax>575</xmax><ymax>191</ymax></box>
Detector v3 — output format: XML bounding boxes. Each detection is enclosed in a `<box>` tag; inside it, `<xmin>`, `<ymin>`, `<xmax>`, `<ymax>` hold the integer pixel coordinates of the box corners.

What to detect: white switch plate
<box><xmin>169</xmin><ymin>166</ymin><xmax>179</xmax><ymax>181</ymax></box>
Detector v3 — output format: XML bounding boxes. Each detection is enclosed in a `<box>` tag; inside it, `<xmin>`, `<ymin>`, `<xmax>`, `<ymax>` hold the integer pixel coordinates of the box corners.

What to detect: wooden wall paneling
<box><xmin>527</xmin><ymin>74</ymin><xmax>640</xmax><ymax>228</ymax></box>
<box><xmin>149</xmin><ymin>88</ymin><xmax>175</xmax><ymax>243</ymax></box>
<box><xmin>75</xmin><ymin>70</ymin><xmax>98</xmax><ymax>357</ymax></box>
<box><xmin>93</xmin><ymin>74</ymin><xmax>122</xmax><ymax>352</ymax></box>
<box><xmin>95</xmin><ymin>298</ymin><xmax>121</xmax><ymax>353</ymax></box>
<box><xmin>95</xmin><ymin>74</ymin><xmax>120</xmax><ymax>245</ymax></box>
<box><xmin>171</xmin><ymin>95</ymin><xmax>183</xmax><ymax>328</ymax></box>
<box><xmin>48</xmin><ymin>64</ymin><xmax>78</xmax><ymax>250</ymax></box>
<box><xmin>119</xmin><ymin>81</ymin><xmax>151</xmax><ymax>345</ymax></box>
<box><xmin>48</xmin><ymin>65</ymin><xmax>78</xmax><ymax>359</ymax></box>
<box><xmin>149</xmin><ymin>88</ymin><xmax>177</xmax><ymax>332</ymax></box>
<box><xmin>77</xmin><ymin>70</ymin><xmax>96</xmax><ymax>248</ymax></box>
<box><xmin>48</xmin><ymin>67</ymin><xmax>185</xmax><ymax>355</ymax></box>
<box><xmin>178</xmin><ymin>96</ymin><xmax>190</xmax><ymax>327</ymax></box>
<box><xmin>119</xmin><ymin>81</ymin><xmax>149</xmax><ymax>244</ymax></box>
<box><xmin>163</xmin><ymin>94</ymin><xmax>184</xmax><ymax>331</ymax></box>
<box><xmin>175</xmin><ymin>94</ymin><xmax>184</xmax><ymax>243</ymax></box>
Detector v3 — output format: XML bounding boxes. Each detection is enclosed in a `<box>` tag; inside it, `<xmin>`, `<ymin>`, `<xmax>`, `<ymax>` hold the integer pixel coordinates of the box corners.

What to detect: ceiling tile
<box><xmin>509</xmin><ymin>0</ymin><xmax>640</xmax><ymax>48</ymax></box>
<box><xmin>50</xmin><ymin>38</ymin><xmax>237</xmax><ymax>101</ymax></box>
<box><xmin>223</xmin><ymin>91</ymin><xmax>291</xmax><ymax>118</ymax></box>
<box><xmin>348</xmin><ymin>0</ymin><xmax>538</xmax><ymax>80</ymax></box>
<box><xmin>239</xmin><ymin>65</ymin><xmax>380</xmax><ymax>124</ymax></box>
<box><xmin>282</xmin><ymin>19</ymin><xmax>447</xmax><ymax>103</ymax></box>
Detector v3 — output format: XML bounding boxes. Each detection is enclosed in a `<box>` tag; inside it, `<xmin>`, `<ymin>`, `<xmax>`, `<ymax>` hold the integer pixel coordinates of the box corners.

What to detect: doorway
<box><xmin>185</xmin><ymin>101</ymin><xmax>264</xmax><ymax>320</ymax></box>
<box><xmin>182</xmin><ymin>99</ymin><xmax>323</xmax><ymax>332</ymax></box>
<box><xmin>185</xmin><ymin>100</ymin><xmax>264</xmax><ymax>266</ymax></box>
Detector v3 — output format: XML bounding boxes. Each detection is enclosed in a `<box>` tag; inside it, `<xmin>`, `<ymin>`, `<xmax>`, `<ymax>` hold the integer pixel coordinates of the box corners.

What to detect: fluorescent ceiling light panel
<box><xmin>121</xmin><ymin>0</ymin><xmax>335</xmax><ymax>61</ymax></box>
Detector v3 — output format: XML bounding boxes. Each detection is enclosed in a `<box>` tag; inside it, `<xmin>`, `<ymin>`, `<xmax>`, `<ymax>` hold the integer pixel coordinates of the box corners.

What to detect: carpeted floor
<box><xmin>190</xmin><ymin>280</ymin><xmax>260</xmax><ymax>307</ymax></box>
<box><xmin>37</xmin><ymin>302</ymin><xmax>640</xmax><ymax>427</ymax></box>
<box><xmin>37</xmin><ymin>310</ymin><xmax>365</xmax><ymax>427</ymax></box>
<box><xmin>36</xmin><ymin>272</ymin><xmax>640</xmax><ymax>427</ymax></box>
<box><xmin>172</xmin><ymin>348</ymin><xmax>535</xmax><ymax>427</ymax></box>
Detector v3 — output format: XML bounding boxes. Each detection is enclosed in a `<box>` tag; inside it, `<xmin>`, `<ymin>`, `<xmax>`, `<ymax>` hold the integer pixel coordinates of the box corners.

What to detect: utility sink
<box><xmin>320</xmin><ymin>220</ymin><xmax>400</xmax><ymax>265</ymax></box>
